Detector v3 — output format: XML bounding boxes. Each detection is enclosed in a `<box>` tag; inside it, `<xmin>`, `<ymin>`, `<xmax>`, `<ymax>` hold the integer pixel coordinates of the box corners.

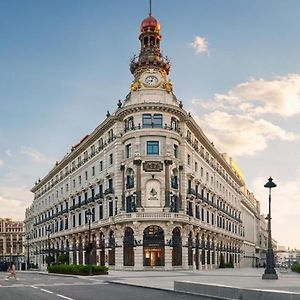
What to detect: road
<box><xmin>0</xmin><ymin>272</ymin><xmax>215</xmax><ymax>300</ymax></box>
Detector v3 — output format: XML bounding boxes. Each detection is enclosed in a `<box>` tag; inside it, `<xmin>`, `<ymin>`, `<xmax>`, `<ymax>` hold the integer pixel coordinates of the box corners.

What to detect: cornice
<box><xmin>185</xmin><ymin>116</ymin><xmax>244</xmax><ymax>187</ymax></box>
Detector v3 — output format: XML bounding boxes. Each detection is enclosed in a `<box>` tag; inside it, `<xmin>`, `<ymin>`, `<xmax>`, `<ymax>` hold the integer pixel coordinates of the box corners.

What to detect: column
<box><xmin>182</xmin><ymin>231</ymin><xmax>189</xmax><ymax>270</ymax></box>
<box><xmin>178</xmin><ymin>165</ymin><xmax>183</xmax><ymax>210</ymax></box>
<box><xmin>120</xmin><ymin>163</ymin><xmax>125</xmax><ymax>210</ymax></box>
<box><xmin>133</xmin><ymin>158</ymin><xmax>142</xmax><ymax>208</ymax></box>
<box><xmin>165</xmin><ymin>233</ymin><xmax>172</xmax><ymax>270</ymax></box>
<box><xmin>115</xmin><ymin>231</ymin><xmax>123</xmax><ymax>270</ymax></box>
<box><xmin>164</xmin><ymin>159</ymin><xmax>173</xmax><ymax>208</ymax></box>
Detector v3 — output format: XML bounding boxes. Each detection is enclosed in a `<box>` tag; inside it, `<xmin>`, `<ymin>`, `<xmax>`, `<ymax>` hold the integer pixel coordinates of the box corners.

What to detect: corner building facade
<box><xmin>25</xmin><ymin>12</ymin><xmax>245</xmax><ymax>270</ymax></box>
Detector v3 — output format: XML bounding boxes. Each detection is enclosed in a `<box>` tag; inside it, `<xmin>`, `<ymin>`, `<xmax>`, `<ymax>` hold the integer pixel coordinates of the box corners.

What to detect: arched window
<box><xmin>123</xmin><ymin>227</ymin><xmax>134</xmax><ymax>266</ymax></box>
<box><xmin>99</xmin><ymin>232</ymin><xmax>105</xmax><ymax>266</ymax></box>
<box><xmin>108</xmin><ymin>230</ymin><xmax>115</xmax><ymax>265</ymax></box>
<box><xmin>172</xmin><ymin>227</ymin><xmax>182</xmax><ymax>266</ymax></box>
<box><xmin>188</xmin><ymin>231</ymin><xmax>193</xmax><ymax>266</ymax></box>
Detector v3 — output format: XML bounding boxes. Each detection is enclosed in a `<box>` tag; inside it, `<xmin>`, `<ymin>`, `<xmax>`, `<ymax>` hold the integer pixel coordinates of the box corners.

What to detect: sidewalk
<box><xmin>103</xmin><ymin>268</ymin><xmax>300</xmax><ymax>294</ymax></box>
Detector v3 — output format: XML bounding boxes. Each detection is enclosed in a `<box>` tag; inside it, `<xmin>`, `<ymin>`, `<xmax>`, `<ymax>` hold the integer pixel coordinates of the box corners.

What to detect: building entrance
<box><xmin>143</xmin><ymin>225</ymin><xmax>165</xmax><ymax>267</ymax></box>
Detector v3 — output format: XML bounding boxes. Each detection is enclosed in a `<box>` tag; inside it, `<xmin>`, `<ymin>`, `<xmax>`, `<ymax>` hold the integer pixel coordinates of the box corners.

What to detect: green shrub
<box><xmin>291</xmin><ymin>262</ymin><xmax>300</xmax><ymax>273</ymax></box>
<box><xmin>48</xmin><ymin>264</ymin><xmax>108</xmax><ymax>275</ymax></box>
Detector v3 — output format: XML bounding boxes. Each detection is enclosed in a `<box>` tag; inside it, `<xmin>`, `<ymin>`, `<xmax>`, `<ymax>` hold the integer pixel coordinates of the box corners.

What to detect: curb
<box><xmin>107</xmin><ymin>280</ymin><xmax>226</xmax><ymax>300</ymax></box>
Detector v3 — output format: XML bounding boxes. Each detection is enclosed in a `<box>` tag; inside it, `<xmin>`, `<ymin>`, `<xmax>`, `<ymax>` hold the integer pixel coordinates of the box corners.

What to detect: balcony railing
<box><xmin>124</xmin><ymin>123</ymin><xmax>181</xmax><ymax>134</ymax></box>
<box><xmin>95</xmin><ymin>193</ymin><xmax>104</xmax><ymax>200</ymax></box>
<box><xmin>104</xmin><ymin>188</ymin><xmax>114</xmax><ymax>195</ymax></box>
<box><xmin>187</xmin><ymin>188</ymin><xmax>197</xmax><ymax>196</ymax></box>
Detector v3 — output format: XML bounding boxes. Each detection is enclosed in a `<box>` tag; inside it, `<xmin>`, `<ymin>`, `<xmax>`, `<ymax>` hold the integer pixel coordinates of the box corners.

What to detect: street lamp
<box><xmin>262</xmin><ymin>177</ymin><xmax>278</xmax><ymax>280</ymax></box>
<box><xmin>85</xmin><ymin>209</ymin><xmax>93</xmax><ymax>276</ymax></box>
<box><xmin>26</xmin><ymin>235</ymin><xmax>31</xmax><ymax>270</ymax></box>
<box><xmin>46</xmin><ymin>226</ymin><xmax>52</xmax><ymax>269</ymax></box>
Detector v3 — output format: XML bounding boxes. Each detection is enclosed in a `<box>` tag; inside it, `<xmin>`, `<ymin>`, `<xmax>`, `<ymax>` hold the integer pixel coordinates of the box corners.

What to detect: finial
<box><xmin>149</xmin><ymin>0</ymin><xmax>152</xmax><ymax>16</ymax></box>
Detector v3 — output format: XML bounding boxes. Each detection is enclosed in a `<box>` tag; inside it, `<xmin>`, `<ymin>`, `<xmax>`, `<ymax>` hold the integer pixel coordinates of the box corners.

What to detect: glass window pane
<box><xmin>142</xmin><ymin>114</ymin><xmax>152</xmax><ymax>128</ymax></box>
<box><xmin>153</xmin><ymin>114</ymin><xmax>163</xmax><ymax>128</ymax></box>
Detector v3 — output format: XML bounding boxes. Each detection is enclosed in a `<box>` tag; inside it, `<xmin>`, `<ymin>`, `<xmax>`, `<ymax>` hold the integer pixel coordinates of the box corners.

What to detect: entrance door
<box><xmin>143</xmin><ymin>225</ymin><xmax>165</xmax><ymax>267</ymax></box>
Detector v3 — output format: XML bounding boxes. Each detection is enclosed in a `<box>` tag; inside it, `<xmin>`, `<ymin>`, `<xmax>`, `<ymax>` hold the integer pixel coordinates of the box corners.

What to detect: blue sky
<box><xmin>0</xmin><ymin>0</ymin><xmax>300</xmax><ymax>249</ymax></box>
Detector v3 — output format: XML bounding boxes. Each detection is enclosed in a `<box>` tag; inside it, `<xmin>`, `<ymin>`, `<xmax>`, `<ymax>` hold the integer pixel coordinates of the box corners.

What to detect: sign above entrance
<box><xmin>143</xmin><ymin>161</ymin><xmax>163</xmax><ymax>172</ymax></box>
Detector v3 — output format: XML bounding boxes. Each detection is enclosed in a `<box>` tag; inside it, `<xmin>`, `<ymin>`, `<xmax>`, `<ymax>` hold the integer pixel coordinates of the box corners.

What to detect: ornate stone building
<box><xmin>25</xmin><ymin>11</ymin><xmax>248</xmax><ymax>271</ymax></box>
<box><xmin>0</xmin><ymin>218</ymin><xmax>24</xmax><ymax>270</ymax></box>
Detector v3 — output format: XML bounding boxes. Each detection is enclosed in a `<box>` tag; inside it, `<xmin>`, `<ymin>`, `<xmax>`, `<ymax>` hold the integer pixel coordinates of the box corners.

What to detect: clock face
<box><xmin>145</xmin><ymin>75</ymin><xmax>159</xmax><ymax>86</ymax></box>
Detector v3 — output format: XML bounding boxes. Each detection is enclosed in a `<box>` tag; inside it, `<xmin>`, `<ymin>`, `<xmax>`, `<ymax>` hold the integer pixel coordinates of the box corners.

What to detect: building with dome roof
<box><xmin>24</xmin><ymin>7</ymin><xmax>262</xmax><ymax>271</ymax></box>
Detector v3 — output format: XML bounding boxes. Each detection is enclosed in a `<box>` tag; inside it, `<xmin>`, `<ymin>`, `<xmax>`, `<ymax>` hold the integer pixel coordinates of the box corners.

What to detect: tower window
<box><xmin>147</xmin><ymin>141</ymin><xmax>159</xmax><ymax>155</ymax></box>
<box><xmin>142</xmin><ymin>114</ymin><xmax>163</xmax><ymax>128</ymax></box>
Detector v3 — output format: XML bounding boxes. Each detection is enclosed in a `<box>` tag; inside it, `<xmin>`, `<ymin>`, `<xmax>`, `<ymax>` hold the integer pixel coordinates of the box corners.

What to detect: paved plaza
<box><xmin>105</xmin><ymin>267</ymin><xmax>300</xmax><ymax>294</ymax></box>
<box><xmin>1</xmin><ymin>268</ymin><xmax>300</xmax><ymax>299</ymax></box>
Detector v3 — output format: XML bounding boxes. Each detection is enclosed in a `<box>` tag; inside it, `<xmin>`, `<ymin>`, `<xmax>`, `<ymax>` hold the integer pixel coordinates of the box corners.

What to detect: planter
<box><xmin>49</xmin><ymin>271</ymin><xmax>108</xmax><ymax>276</ymax></box>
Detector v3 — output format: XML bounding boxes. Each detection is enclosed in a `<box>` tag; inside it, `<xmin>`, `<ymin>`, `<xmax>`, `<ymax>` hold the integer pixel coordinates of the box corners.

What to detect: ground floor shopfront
<box><xmin>31</xmin><ymin>221</ymin><xmax>243</xmax><ymax>271</ymax></box>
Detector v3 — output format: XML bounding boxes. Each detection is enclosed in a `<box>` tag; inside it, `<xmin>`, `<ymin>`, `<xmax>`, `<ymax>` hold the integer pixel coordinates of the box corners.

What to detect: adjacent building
<box><xmin>0</xmin><ymin>218</ymin><xmax>24</xmax><ymax>270</ymax></box>
<box><xmin>25</xmin><ymin>9</ymin><xmax>271</xmax><ymax>271</ymax></box>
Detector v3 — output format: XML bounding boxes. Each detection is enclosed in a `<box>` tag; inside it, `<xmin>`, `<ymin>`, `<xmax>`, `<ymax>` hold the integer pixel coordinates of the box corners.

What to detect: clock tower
<box><xmin>129</xmin><ymin>5</ymin><xmax>174</xmax><ymax>95</ymax></box>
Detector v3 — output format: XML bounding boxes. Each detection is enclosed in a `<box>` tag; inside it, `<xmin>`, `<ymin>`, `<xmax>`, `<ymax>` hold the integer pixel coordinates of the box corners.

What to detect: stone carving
<box><xmin>143</xmin><ymin>161</ymin><xmax>163</xmax><ymax>172</ymax></box>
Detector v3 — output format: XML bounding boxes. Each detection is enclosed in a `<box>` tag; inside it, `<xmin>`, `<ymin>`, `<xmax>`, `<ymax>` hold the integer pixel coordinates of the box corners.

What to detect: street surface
<box><xmin>0</xmin><ymin>272</ymin><xmax>214</xmax><ymax>300</ymax></box>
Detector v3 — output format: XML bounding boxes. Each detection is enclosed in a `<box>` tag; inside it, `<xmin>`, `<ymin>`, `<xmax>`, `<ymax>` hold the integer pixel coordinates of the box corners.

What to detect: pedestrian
<box><xmin>6</xmin><ymin>262</ymin><xmax>17</xmax><ymax>280</ymax></box>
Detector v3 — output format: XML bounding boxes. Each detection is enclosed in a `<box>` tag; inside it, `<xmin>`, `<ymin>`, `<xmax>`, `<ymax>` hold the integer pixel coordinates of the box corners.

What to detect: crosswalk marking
<box><xmin>56</xmin><ymin>294</ymin><xmax>75</xmax><ymax>300</ymax></box>
<box><xmin>40</xmin><ymin>288</ymin><xmax>54</xmax><ymax>294</ymax></box>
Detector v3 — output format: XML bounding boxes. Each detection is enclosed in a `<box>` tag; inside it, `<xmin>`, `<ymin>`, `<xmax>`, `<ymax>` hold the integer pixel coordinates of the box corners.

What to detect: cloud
<box><xmin>0</xmin><ymin>186</ymin><xmax>33</xmax><ymax>221</ymax></box>
<box><xmin>189</xmin><ymin>36</ymin><xmax>209</xmax><ymax>55</ymax></box>
<box><xmin>252</xmin><ymin>174</ymin><xmax>300</xmax><ymax>248</ymax></box>
<box><xmin>199</xmin><ymin>74</ymin><xmax>300</xmax><ymax>117</ymax></box>
<box><xmin>5</xmin><ymin>149</ymin><xmax>13</xmax><ymax>157</ymax></box>
<box><xmin>0</xmin><ymin>159</ymin><xmax>3</xmax><ymax>167</ymax></box>
<box><xmin>194</xmin><ymin>111</ymin><xmax>298</xmax><ymax>156</ymax></box>
<box><xmin>20</xmin><ymin>147</ymin><xmax>54</xmax><ymax>166</ymax></box>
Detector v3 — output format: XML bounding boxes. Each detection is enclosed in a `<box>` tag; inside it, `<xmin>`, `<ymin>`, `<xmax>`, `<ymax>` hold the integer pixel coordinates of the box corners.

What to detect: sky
<box><xmin>0</xmin><ymin>0</ymin><xmax>299</xmax><ymax>249</ymax></box>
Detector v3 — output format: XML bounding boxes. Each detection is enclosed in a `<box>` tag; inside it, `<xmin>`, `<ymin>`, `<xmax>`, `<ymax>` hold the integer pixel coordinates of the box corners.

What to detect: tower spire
<box><xmin>130</xmin><ymin>5</ymin><xmax>171</xmax><ymax>77</ymax></box>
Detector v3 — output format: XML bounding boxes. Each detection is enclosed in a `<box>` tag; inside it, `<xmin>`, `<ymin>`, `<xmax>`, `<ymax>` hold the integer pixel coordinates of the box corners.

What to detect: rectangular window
<box><xmin>99</xmin><ymin>205</ymin><xmax>103</xmax><ymax>219</ymax></box>
<box><xmin>73</xmin><ymin>179</ymin><xmax>75</xmax><ymax>188</ymax></box>
<box><xmin>108</xmin><ymin>178</ymin><xmax>113</xmax><ymax>190</ymax></box>
<box><xmin>85</xmin><ymin>171</ymin><xmax>88</xmax><ymax>180</ymax></box>
<box><xmin>100</xmin><ymin>161</ymin><xmax>103</xmax><ymax>172</ymax></box>
<box><xmin>126</xmin><ymin>144</ymin><xmax>132</xmax><ymax>159</ymax></box>
<box><xmin>142</xmin><ymin>114</ymin><xmax>152</xmax><ymax>128</ymax></box>
<box><xmin>147</xmin><ymin>141</ymin><xmax>159</xmax><ymax>155</ymax></box>
<box><xmin>92</xmin><ymin>166</ymin><xmax>95</xmax><ymax>176</ymax></box>
<box><xmin>78</xmin><ymin>213</ymin><xmax>81</xmax><ymax>226</ymax></box>
<box><xmin>109</xmin><ymin>153</ymin><xmax>113</xmax><ymax>165</ymax></box>
<box><xmin>173</xmin><ymin>144</ymin><xmax>178</xmax><ymax>158</ymax></box>
<box><xmin>79</xmin><ymin>176</ymin><xmax>81</xmax><ymax>185</ymax></box>
<box><xmin>109</xmin><ymin>201</ymin><xmax>113</xmax><ymax>217</ymax></box>
<box><xmin>153</xmin><ymin>114</ymin><xmax>163</xmax><ymax>128</ymax></box>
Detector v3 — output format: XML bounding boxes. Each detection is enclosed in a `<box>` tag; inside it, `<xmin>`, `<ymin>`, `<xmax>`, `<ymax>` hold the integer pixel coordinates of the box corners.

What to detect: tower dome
<box><xmin>140</xmin><ymin>15</ymin><xmax>161</xmax><ymax>31</ymax></box>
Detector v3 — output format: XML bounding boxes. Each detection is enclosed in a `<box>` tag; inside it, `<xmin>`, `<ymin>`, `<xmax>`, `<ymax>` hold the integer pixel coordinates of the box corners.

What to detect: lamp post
<box><xmin>26</xmin><ymin>235</ymin><xmax>30</xmax><ymax>270</ymax></box>
<box><xmin>262</xmin><ymin>177</ymin><xmax>278</xmax><ymax>280</ymax></box>
<box><xmin>46</xmin><ymin>226</ymin><xmax>52</xmax><ymax>269</ymax></box>
<box><xmin>85</xmin><ymin>209</ymin><xmax>93</xmax><ymax>276</ymax></box>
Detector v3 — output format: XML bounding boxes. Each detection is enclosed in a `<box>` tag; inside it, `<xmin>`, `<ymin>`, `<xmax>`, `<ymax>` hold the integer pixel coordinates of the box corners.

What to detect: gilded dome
<box><xmin>140</xmin><ymin>15</ymin><xmax>160</xmax><ymax>31</ymax></box>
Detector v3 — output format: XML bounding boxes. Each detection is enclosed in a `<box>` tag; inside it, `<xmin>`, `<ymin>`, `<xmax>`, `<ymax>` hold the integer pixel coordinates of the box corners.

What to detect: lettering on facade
<box><xmin>143</xmin><ymin>161</ymin><xmax>163</xmax><ymax>172</ymax></box>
